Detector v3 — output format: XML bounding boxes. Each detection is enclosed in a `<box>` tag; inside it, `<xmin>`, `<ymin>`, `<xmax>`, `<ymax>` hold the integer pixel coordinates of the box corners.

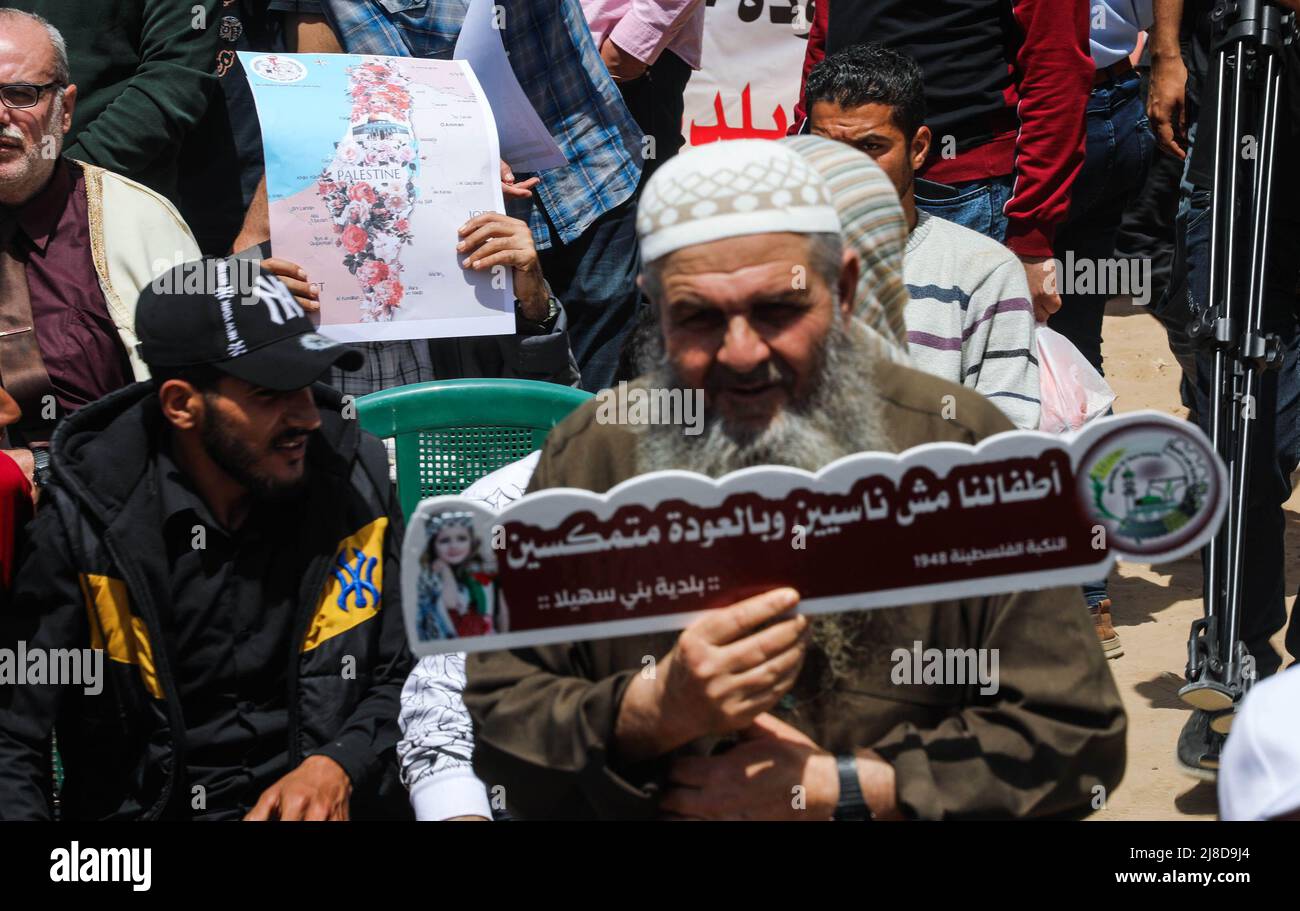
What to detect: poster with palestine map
<box><xmin>241</xmin><ymin>52</ymin><xmax>515</xmax><ymax>343</ymax></box>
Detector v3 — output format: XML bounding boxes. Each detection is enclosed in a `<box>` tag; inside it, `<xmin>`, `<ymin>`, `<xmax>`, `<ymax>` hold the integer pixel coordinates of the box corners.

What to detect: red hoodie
<box><xmin>792</xmin><ymin>0</ymin><xmax>1092</xmax><ymax>259</ymax></box>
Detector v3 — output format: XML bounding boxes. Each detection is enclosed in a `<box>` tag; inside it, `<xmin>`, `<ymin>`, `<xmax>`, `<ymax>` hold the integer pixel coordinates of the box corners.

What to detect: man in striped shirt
<box><xmin>805</xmin><ymin>44</ymin><xmax>1040</xmax><ymax>431</ymax></box>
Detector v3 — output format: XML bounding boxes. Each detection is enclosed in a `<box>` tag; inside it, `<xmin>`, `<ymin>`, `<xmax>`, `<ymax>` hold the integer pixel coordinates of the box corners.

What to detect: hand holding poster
<box><xmin>402</xmin><ymin>412</ymin><xmax>1227</xmax><ymax>655</ymax></box>
<box><xmin>240</xmin><ymin>52</ymin><xmax>515</xmax><ymax>343</ymax></box>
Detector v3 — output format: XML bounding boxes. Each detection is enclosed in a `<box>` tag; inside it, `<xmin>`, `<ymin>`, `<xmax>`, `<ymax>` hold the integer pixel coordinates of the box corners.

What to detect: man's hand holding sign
<box><xmin>614</xmin><ymin>587</ymin><xmax>900</xmax><ymax>821</ymax></box>
<box><xmin>615</xmin><ymin>588</ymin><xmax>809</xmax><ymax>762</ymax></box>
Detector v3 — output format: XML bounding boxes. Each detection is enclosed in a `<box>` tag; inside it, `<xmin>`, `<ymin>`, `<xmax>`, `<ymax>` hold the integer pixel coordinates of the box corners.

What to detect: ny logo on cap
<box><xmin>256</xmin><ymin>275</ymin><xmax>306</xmax><ymax>325</ymax></box>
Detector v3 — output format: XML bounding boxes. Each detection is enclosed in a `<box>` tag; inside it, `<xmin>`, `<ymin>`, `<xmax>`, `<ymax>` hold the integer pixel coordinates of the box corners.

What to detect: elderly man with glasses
<box><xmin>0</xmin><ymin>9</ymin><xmax>201</xmax><ymax>493</ymax></box>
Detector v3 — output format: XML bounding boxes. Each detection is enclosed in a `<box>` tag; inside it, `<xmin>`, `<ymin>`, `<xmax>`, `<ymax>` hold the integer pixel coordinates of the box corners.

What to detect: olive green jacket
<box><xmin>465</xmin><ymin>365</ymin><xmax>1127</xmax><ymax>819</ymax></box>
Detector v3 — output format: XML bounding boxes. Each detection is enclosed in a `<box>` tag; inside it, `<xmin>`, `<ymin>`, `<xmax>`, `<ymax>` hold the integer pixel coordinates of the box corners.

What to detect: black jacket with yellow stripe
<box><xmin>0</xmin><ymin>382</ymin><xmax>414</xmax><ymax>820</ymax></box>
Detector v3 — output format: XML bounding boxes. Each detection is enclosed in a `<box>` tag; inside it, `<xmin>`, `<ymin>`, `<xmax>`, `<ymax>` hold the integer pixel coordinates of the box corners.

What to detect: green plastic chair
<box><xmin>356</xmin><ymin>378</ymin><xmax>593</xmax><ymax>519</ymax></box>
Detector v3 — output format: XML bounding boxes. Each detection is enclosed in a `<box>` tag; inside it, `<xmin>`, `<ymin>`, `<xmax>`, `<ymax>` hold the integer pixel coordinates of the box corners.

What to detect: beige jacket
<box><xmin>79</xmin><ymin>161</ymin><xmax>202</xmax><ymax>381</ymax></box>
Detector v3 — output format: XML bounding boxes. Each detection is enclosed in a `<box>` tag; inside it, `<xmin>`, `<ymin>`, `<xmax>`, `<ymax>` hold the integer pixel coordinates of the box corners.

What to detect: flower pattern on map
<box><xmin>318</xmin><ymin>61</ymin><xmax>418</xmax><ymax>322</ymax></box>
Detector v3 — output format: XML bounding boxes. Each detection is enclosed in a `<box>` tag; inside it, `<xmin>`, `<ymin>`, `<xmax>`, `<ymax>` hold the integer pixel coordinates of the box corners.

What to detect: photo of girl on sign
<box><xmin>416</xmin><ymin>512</ymin><xmax>498</xmax><ymax>641</ymax></box>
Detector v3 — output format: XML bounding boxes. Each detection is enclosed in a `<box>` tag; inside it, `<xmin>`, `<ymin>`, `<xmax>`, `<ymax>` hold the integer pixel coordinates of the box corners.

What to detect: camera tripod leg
<box><xmin>1181</xmin><ymin>2</ymin><xmax>1291</xmax><ymax>724</ymax></box>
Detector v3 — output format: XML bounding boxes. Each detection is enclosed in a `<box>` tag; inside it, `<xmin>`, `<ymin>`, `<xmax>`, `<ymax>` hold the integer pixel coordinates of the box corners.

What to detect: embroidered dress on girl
<box><xmin>416</xmin><ymin>512</ymin><xmax>496</xmax><ymax>642</ymax></box>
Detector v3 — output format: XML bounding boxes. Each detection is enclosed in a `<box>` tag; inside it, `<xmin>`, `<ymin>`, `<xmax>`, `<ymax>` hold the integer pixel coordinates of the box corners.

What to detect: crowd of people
<box><xmin>0</xmin><ymin>0</ymin><xmax>1296</xmax><ymax>822</ymax></box>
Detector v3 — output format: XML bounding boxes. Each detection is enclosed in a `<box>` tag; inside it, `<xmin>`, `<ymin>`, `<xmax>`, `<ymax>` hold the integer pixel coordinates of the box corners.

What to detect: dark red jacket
<box><xmin>792</xmin><ymin>0</ymin><xmax>1092</xmax><ymax>258</ymax></box>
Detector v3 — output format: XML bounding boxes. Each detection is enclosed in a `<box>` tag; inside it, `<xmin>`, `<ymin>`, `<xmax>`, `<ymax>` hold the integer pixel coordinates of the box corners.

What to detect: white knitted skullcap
<box><xmin>636</xmin><ymin>139</ymin><xmax>842</xmax><ymax>263</ymax></box>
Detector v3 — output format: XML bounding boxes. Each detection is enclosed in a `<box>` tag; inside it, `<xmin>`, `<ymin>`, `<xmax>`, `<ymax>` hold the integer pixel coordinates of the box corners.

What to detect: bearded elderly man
<box><xmin>0</xmin><ymin>9</ymin><xmax>201</xmax><ymax>490</ymax></box>
<box><xmin>464</xmin><ymin>140</ymin><xmax>1126</xmax><ymax>821</ymax></box>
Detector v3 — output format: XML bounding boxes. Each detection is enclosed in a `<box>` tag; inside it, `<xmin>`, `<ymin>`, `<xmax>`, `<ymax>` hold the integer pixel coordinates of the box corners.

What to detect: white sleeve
<box><xmin>397</xmin><ymin>653</ymin><xmax>493</xmax><ymax>821</ymax></box>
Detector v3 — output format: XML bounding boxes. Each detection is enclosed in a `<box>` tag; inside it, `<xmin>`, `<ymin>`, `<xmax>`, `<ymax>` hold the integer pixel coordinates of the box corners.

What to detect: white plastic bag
<box><xmin>1036</xmin><ymin>324</ymin><xmax>1116</xmax><ymax>433</ymax></box>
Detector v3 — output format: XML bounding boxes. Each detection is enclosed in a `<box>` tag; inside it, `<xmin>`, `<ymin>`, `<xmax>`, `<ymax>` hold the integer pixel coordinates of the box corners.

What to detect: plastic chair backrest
<box><xmin>355</xmin><ymin>378</ymin><xmax>592</xmax><ymax>519</ymax></box>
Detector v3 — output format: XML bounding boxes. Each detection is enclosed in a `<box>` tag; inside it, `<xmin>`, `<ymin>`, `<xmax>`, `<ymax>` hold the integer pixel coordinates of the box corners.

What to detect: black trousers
<box><xmin>617</xmin><ymin>50</ymin><xmax>692</xmax><ymax>183</ymax></box>
<box><xmin>606</xmin><ymin>50</ymin><xmax>693</xmax><ymax>385</ymax></box>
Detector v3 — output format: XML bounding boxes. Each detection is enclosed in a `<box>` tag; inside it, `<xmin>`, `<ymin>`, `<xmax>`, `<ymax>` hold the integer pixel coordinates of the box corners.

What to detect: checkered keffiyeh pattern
<box><xmin>312</xmin><ymin>0</ymin><xmax>644</xmax><ymax>251</ymax></box>
<box><xmin>780</xmin><ymin>135</ymin><xmax>913</xmax><ymax>364</ymax></box>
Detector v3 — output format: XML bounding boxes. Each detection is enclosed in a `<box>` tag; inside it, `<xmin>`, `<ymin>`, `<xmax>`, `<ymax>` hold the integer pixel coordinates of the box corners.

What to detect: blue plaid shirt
<box><xmin>312</xmin><ymin>0</ymin><xmax>644</xmax><ymax>249</ymax></box>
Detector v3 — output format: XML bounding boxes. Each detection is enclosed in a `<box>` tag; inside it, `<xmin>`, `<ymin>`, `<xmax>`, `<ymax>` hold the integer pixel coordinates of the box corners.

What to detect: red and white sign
<box><xmin>402</xmin><ymin>412</ymin><xmax>1226</xmax><ymax>655</ymax></box>
<box><xmin>682</xmin><ymin>0</ymin><xmax>812</xmax><ymax>146</ymax></box>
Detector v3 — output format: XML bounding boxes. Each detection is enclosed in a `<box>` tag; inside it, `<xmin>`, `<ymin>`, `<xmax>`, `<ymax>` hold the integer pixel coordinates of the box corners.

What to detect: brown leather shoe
<box><xmin>1090</xmin><ymin>598</ymin><xmax>1123</xmax><ymax>659</ymax></box>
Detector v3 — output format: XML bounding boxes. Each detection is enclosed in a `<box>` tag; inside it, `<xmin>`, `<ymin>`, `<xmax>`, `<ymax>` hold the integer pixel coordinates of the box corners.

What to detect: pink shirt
<box><xmin>581</xmin><ymin>0</ymin><xmax>706</xmax><ymax>69</ymax></box>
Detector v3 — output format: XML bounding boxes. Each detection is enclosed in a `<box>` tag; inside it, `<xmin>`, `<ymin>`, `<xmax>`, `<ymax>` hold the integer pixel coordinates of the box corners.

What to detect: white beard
<box><xmin>635</xmin><ymin>319</ymin><xmax>895</xmax><ymax>477</ymax></box>
<box><xmin>633</xmin><ymin>318</ymin><xmax>899</xmax><ymax>692</ymax></box>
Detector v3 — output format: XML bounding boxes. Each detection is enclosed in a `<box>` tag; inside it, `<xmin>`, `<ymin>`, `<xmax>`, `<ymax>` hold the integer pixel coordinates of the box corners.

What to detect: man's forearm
<box><xmin>231</xmin><ymin>175</ymin><xmax>270</xmax><ymax>254</ymax></box>
<box><xmin>1151</xmin><ymin>0</ymin><xmax>1186</xmax><ymax>60</ymax></box>
<box><xmin>612</xmin><ymin>670</ymin><xmax>679</xmax><ymax>763</ymax></box>
<box><xmin>287</xmin><ymin>13</ymin><xmax>344</xmax><ymax>53</ymax></box>
<box><xmin>497</xmin><ymin>304</ymin><xmax>581</xmax><ymax>386</ymax></box>
<box><xmin>3</xmin><ymin>449</ymin><xmax>34</xmax><ymax>490</ymax></box>
<box><xmin>398</xmin><ymin>654</ymin><xmax>493</xmax><ymax>821</ymax></box>
<box><xmin>854</xmin><ymin>748</ymin><xmax>903</xmax><ymax>820</ymax></box>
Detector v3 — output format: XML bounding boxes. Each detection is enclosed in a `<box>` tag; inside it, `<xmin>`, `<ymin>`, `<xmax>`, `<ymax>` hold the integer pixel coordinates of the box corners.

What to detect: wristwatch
<box><xmin>515</xmin><ymin>296</ymin><xmax>561</xmax><ymax>335</ymax></box>
<box><xmin>31</xmin><ymin>447</ymin><xmax>51</xmax><ymax>489</ymax></box>
<box><xmin>832</xmin><ymin>754</ymin><xmax>873</xmax><ymax>821</ymax></box>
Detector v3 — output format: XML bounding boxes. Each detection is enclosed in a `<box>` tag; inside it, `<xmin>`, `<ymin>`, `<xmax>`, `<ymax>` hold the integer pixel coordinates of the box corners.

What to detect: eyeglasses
<box><xmin>0</xmin><ymin>82</ymin><xmax>64</xmax><ymax>110</ymax></box>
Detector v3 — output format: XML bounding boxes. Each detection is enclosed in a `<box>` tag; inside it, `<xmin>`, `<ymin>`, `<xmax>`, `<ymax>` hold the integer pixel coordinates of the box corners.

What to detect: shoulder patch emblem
<box><xmin>302</xmin><ymin>517</ymin><xmax>388</xmax><ymax>652</ymax></box>
<box><xmin>334</xmin><ymin>547</ymin><xmax>379</xmax><ymax>611</ymax></box>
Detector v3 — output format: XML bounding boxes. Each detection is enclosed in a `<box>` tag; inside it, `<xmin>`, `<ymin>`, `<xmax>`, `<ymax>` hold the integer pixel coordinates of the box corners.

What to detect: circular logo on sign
<box><xmin>1077</xmin><ymin>420</ymin><xmax>1219</xmax><ymax>557</ymax></box>
<box><xmin>250</xmin><ymin>54</ymin><xmax>307</xmax><ymax>83</ymax></box>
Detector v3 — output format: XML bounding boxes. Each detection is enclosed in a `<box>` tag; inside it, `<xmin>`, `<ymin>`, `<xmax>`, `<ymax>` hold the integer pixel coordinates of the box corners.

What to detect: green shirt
<box><xmin>11</xmin><ymin>1</ymin><xmax>221</xmax><ymax>202</ymax></box>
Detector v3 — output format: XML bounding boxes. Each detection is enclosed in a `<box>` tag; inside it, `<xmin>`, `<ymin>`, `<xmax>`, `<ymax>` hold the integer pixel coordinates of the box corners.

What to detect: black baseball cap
<box><xmin>136</xmin><ymin>258</ymin><xmax>364</xmax><ymax>391</ymax></box>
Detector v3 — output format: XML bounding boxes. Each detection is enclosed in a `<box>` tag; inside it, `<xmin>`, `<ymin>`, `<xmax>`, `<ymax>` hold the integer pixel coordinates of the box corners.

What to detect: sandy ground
<box><xmin>1092</xmin><ymin>304</ymin><xmax>1296</xmax><ymax>820</ymax></box>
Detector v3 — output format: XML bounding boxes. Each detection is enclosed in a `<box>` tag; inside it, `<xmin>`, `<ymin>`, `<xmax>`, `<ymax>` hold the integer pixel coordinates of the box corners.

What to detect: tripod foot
<box><xmin>1179</xmin><ymin>679</ymin><xmax>1236</xmax><ymax>712</ymax></box>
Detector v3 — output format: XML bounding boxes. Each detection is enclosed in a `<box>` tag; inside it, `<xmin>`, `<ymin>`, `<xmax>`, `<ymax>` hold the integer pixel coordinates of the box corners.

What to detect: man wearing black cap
<box><xmin>0</xmin><ymin>260</ymin><xmax>415</xmax><ymax>820</ymax></box>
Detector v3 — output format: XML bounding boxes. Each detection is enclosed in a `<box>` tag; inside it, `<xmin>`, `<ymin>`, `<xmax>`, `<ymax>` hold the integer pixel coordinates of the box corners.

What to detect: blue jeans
<box><xmin>1051</xmin><ymin>71</ymin><xmax>1154</xmax><ymax>610</ymax></box>
<box><xmin>1049</xmin><ymin>71</ymin><xmax>1154</xmax><ymax>373</ymax></box>
<box><xmin>915</xmin><ymin>174</ymin><xmax>1014</xmax><ymax>243</ymax></box>
<box><xmin>538</xmin><ymin>193</ymin><xmax>641</xmax><ymax>392</ymax></box>
<box><xmin>1182</xmin><ymin>189</ymin><xmax>1300</xmax><ymax>678</ymax></box>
